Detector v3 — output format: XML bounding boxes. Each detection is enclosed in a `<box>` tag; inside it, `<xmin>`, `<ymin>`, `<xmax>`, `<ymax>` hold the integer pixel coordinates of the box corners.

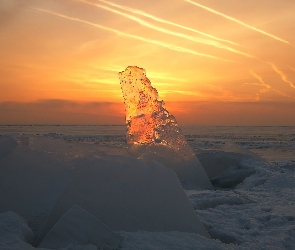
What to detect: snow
<box><xmin>186</xmin><ymin>190</ymin><xmax>251</xmax><ymax>210</ymax></box>
<box><xmin>195</xmin><ymin>191</ymin><xmax>295</xmax><ymax>249</ymax></box>
<box><xmin>187</xmin><ymin>150</ymin><xmax>295</xmax><ymax>249</ymax></box>
<box><xmin>0</xmin><ymin>211</ymin><xmax>34</xmax><ymax>250</ymax></box>
<box><xmin>0</xmin><ymin>127</ymin><xmax>295</xmax><ymax>249</ymax></box>
<box><xmin>119</xmin><ymin>66</ymin><xmax>212</xmax><ymax>189</ymax></box>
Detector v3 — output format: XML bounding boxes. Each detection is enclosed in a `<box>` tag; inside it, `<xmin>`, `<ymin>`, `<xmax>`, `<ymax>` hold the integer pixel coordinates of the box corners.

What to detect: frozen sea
<box><xmin>0</xmin><ymin>125</ymin><xmax>295</xmax><ymax>249</ymax></box>
<box><xmin>1</xmin><ymin>125</ymin><xmax>294</xmax><ymax>164</ymax></box>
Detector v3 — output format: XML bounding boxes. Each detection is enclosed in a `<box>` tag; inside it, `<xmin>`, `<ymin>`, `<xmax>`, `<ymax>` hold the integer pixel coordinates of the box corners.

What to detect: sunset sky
<box><xmin>1</xmin><ymin>0</ymin><xmax>295</xmax><ymax>125</ymax></box>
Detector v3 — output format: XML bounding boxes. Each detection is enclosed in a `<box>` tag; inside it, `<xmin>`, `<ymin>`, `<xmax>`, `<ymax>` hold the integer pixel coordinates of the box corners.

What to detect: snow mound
<box><xmin>197</xmin><ymin>151</ymin><xmax>241</xmax><ymax>179</ymax></box>
<box><xmin>39</xmin><ymin>204</ymin><xmax>123</xmax><ymax>249</ymax></box>
<box><xmin>0</xmin><ymin>211</ymin><xmax>34</xmax><ymax>250</ymax></box>
<box><xmin>237</xmin><ymin>162</ymin><xmax>295</xmax><ymax>191</ymax></box>
<box><xmin>119</xmin><ymin>66</ymin><xmax>212</xmax><ymax>189</ymax></box>
<box><xmin>197</xmin><ymin>200</ymin><xmax>295</xmax><ymax>248</ymax></box>
<box><xmin>197</xmin><ymin>143</ymin><xmax>267</xmax><ymax>188</ymax></box>
<box><xmin>221</xmin><ymin>142</ymin><xmax>266</xmax><ymax>162</ymax></box>
<box><xmin>187</xmin><ymin>190</ymin><xmax>252</xmax><ymax>210</ymax></box>
<box><xmin>211</xmin><ymin>164</ymin><xmax>256</xmax><ymax>189</ymax></box>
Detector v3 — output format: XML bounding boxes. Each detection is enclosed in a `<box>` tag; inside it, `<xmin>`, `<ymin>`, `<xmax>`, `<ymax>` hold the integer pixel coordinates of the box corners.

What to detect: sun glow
<box><xmin>0</xmin><ymin>0</ymin><xmax>294</xmax><ymax>125</ymax></box>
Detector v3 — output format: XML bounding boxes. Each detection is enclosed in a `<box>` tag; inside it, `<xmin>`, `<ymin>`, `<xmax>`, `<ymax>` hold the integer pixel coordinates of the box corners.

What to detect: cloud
<box><xmin>79</xmin><ymin>0</ymin><xmax>256</xmax><ymax>59</ymax></box>
<box><xmin>165</xmin><ymin>101</ymin><xmax>295</xmax><ymax>126</ymax></box>
<box><xmin>269</xmin><ymin>63</ymin><xmax>295</xmax><ymax>89</ymax></box>
<box><xmin>1</xmin><ymin>99</ymin><xmax>294</xmax><ymax>126</ymax></box>
<box><xmin>33</xmin><ymin>7</ymin><xmax>223</xmax><ymax>60</ymax></box>
<box><xmin>0</xmin><ymin>100</ymin><xmax>125</xmax><ymax>125</ymax></box>
<box><xmin>246</xmin><ymin>70</ymin><xmax>295</xmax><ymax>100</ymax></box>
<box><xmin>96</xmin><ymin>0</ymin><xmax>241</xmax><ymax>46</ymax></box>
<box><xmin>185</xmin><ymin>0</ymin><xmax>293</xmax><ymax>46</ymax></box>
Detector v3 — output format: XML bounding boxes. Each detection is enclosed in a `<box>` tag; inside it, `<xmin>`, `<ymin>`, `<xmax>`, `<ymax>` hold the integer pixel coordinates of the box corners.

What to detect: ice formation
<box><xmin>1</xmin><ymin>129</ymin><xmax>295</xmax><ymax>249</ymax></box>
<box><xmin>0</xmin><ymin>136</ymin><xmax>17</xmax><ymax>162</ymax></box>
<box><xmin>39</xmin><ymin>151</ymin><xmax>209</xmax><ymax>239</ymax></box>
<box><xmin>119</xmin><ymin>66</ymin><xmax>212</xmax><ymax>189</ymax></box>
<box><xmin>0</xmin><ymin>136</ymin><xmax>209</xmax><ymax>245</ymax></box>
<box><xmin>39</xmin><ymin>205</ymin><xmax>123</xmax><ymax>249</ymax></box>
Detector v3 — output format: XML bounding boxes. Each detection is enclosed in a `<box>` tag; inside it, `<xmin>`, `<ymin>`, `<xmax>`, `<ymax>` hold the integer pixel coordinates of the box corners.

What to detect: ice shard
<box><xmin>119</xmin><ymin>66</ymin><xmax>212</xmax><ymax>189</ymax></box>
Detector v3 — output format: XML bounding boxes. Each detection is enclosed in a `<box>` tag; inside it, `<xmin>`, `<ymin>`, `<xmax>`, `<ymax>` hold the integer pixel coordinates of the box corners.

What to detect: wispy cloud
<box><xmin>269</xmin><ymin>63</ymin><xmax>295</xmax><ymax>89</ymax></box>
<box><xmin>246</xmin><ymin>70</ymin><xmax>295</xmax><ymax>99</ymax></box>
<box><xmin>185</xmin><ymin>0</ymin><xmax>294</xmax><ymax>46</ymax></box>
<box><xmin>32</xmin><ymin>8</ymin><xmax>223</xmax><ymax>60</ymax></box>
<box><xmin>288</xmin><ymin>66</ymin><xmax>295</xmax><ymax>72</ymax></box>
<box><xmin>248</xmin><ymin>71</ymin><xmax>271</xmax><ymax>89</ymax></box>
<box><xmin>163</xmin><ymin>89</ymin><xmax>203</xmax><ymax>97</ymax></box>
<box><xmin>79</xmin><ymin>0</ymin><xmax>256</xmax><ymax>59</ymax></box>
<box><xmin>96</xmin><ymin>0</ymin><xmax>241</xmax><ymax>47</ymax></box>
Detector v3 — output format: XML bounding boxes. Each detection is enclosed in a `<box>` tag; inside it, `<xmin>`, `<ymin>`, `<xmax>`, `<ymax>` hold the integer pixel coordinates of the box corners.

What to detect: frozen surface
<box><xmin>29</xmin><ymin>135</ymin><xmax>129</xmax><ymax>158</ymax></box>
<box><xmin>182</xmin><ymin>126</ymin><xmax>295</xmax><ymax>166</ymax></box>
<box><xmin>0</xmin><ymin>125</ymin><xmax>295</xmax><ymax>249</ymax></box>
<box><xmin>119</xmin><ymin>66</ymin><xmax>211</xmax><ymax>189</ymax></box>
<box><xmin>187</xmin><ymin>157</ymin><xmax>295</xmax><ymax>249</ymax></box>
<box><xmin>1</xmin><ymin>125</ymin><xmax>293</xmax><ymax>165</ymax></box>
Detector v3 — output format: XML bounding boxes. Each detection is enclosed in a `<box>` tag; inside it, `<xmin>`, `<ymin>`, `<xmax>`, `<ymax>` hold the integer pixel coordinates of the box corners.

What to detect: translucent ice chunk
<box><xmin>38</xmin><ymin>155</ymin><xmax>210</xmax><ymax>238</ymax></box>
<box><xmin>39</xmin><ymin>205</ymin><xmax>123</xmax><ymax>249</ymax></box>
<box><xmin>119</xmin><ymin>66</ymin><xmax>212</xmax><ymax>189</ymax></box>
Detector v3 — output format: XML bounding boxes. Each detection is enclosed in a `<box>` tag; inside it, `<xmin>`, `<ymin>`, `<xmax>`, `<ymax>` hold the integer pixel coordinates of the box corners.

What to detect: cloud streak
<box><xmin>32</xmin><ymin>7</ymin><xmax>223</xmax><ymax>60</ymax></box>
<box><xmin>96</xmin><ymin>0</ymin><xmax>241</xmax><ymax>47</ymax></box>
<box><xmin>248</xmin><ymin>70</ymin><xmax>271</xmax><ymax>90</ymax></box>
<box><xmin>269</xmin><ymin>63</ymin><xmax>295</xmax><ymax>89</ymax></box>
<box><xmin>185</xmin><ymin>0</ymin><xmax>293</xmax><ymax>46</ymax></box>
<box><xmin>247</xmin><ymin>70</ymin><xmax>295</xmax><ymax>99</ymax></box>
<box><xmin>79</xmin><ymin>0</ymin><xmax>256</xmax><ymax>59</ymax></box>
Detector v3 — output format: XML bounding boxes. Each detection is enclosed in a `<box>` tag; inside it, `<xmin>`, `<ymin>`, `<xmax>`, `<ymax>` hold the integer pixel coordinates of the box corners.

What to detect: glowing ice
<box><xmin>119</xmin><ymin>66</ymin><xmax>212</xmax><ymax>189</ymax></box>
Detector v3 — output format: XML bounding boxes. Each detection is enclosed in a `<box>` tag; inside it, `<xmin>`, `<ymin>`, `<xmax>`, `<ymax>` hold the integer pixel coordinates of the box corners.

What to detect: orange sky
<box><xmin>0</xmin><ymin>0</ymin><xmax>295</xmax><ymax>125</ymax></box>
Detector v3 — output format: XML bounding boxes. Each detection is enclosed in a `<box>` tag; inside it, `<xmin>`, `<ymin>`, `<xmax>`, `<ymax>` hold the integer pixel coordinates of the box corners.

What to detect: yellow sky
<box><xmin>0</xmin><ymin>0</ymin><xmax>295</xmax><ymax>125</ymax></box>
